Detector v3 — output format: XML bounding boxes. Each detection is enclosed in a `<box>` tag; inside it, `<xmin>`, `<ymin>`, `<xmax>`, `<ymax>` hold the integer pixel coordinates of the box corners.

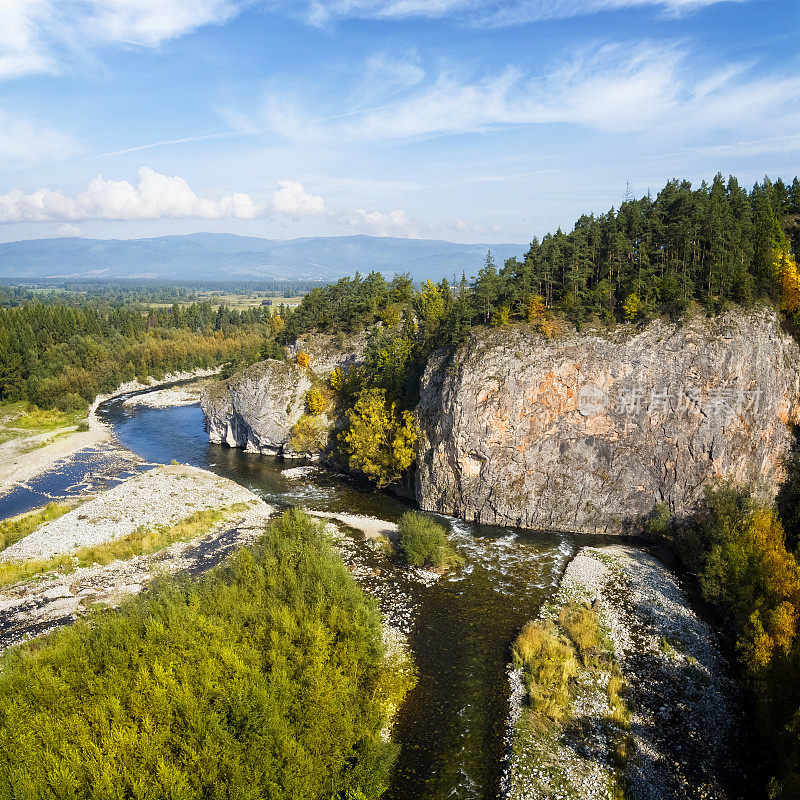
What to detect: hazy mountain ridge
<box><xmin>0</xmin><ymin>233</ymin><xmax>525</xmax><ymax>282</ymax></box>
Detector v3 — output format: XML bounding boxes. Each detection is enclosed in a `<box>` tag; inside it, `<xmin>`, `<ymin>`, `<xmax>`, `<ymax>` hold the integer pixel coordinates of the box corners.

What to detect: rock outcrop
<box><xmin>416</xmin><ymin>307</ymin><xmax>800</xmax><ymax>533</ymax></box>
<box><xmin>200</xmin><ymin>332</ymin><xmax>366</xmax><ymax>457</ymax></box>
<box><xmin>201</xmin><ymin>360</ymin><xmax>312</xmax><ymax>455</ymax></box>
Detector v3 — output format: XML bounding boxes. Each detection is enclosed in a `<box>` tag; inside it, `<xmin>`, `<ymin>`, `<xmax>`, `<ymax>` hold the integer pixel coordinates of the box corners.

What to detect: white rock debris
<box><xmin>501</xmin><ymin>545</ymin><xmax>743</xmax><ymax>800</ymax></box>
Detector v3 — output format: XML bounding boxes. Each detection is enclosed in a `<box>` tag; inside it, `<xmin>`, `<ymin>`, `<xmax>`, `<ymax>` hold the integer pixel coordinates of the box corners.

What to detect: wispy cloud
<box><xmin>0</xmin><ymin>0</ymin><xmax>245</xmax><ymax>80</ymax></box>
<box><xmin>96</xmin><ymin>130</ymin><xmax>252</xmax><ymax>158</ymax></box>
<box><xmin>0</xmin><ymin>168</ymin><xmax>327</xmax><ymax>223</ymax></box>
<box><xmin>245</xmin><ymin>42</ymin><xmax>800</xmax><ymax>147</ymax></box>
<box><xmin>287</xmin><ymin>0</ymin><xmax>742</xmax><ymax>27</ymax></box>
<box><xmin>0</xmin><ymin>110</ymin><xmax>77</xmax><ymax>165</ymax></box>
<box><xmin>0</xmin><ymin>0</ymin><xmax>746</xmax><ymax>81</ymax></box>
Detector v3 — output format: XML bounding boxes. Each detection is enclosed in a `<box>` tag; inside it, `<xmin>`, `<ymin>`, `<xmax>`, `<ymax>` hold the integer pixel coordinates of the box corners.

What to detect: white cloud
<box><xmin>0</xmin><ymin>110</ymin><xmax>76</xmax><ymax>164</ymax></box>
<box><xmin>345</xmin><ymin>207</ymin><xmax>428</xmax><ymax>237</ymax></box>
<box><xmin>57</xmin><ymin>223</ymin><xmax>82</xmax><ymax>236</ymax></box>
<box><xmin>0</xmin><ymin>168</ymin><xmax>330</xmax><ymax>223</ymax></box>
<box><xmin>343</xmin><ymin>208</ymin><xmax>498</xmax><ymax>238</ymax></box>
<box><xmin>0</xmin><ymin>167</ymin><xmax>481</xmax><ymax>240</ymax></box>
<box><xmin>254</xmin><ymin>42</ymin><xmax>800</xmax><ymax>145</ymax></box>
<box><xmin>454</xmin><ymin>218</ymin><xmax>498</xmax><ymax>235</ymax></box>
<box><xmin>271</xmin><ymin>179</ymin><xmax>326</xmax><ymax>217</ymax></box>
<box><xmin>289</xmin><ymin>0</ymin><xmax>740</xmax><ymax>27</ymax></box>
<box><xmin>0</xmin><ymin>0</ymin><xmax>244</xmax><ymax>79</ymax></box>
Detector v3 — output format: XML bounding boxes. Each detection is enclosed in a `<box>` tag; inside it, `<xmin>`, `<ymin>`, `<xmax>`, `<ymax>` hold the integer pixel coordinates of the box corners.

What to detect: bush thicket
<box><xmin>0</xmin><ymin>509</ymin><xmax>404</xmax><ymax>800</ymax></box>
<box><xmin>396</xmin><ymin>512</ymin><xmax>461</xmax><ymax>570</ymax></box>
<box><xmin>666</xmin><ymin>486</ymin><xmax>800</xmax><ymax>798</ymax></box>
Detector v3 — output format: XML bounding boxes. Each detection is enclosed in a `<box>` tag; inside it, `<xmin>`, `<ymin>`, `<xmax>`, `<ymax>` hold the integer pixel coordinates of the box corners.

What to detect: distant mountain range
<box><xmin>0</xmin><ymin>233</ymin><xmax>526</xmax><ymax>283</ymax></box>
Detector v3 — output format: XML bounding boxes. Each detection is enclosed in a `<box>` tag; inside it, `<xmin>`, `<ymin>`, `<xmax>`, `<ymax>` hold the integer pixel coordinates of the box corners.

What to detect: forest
<box><xmin>2</xmin><ymin>173</ymin><xmax>797</xmax><ymax>414</ymax></box>
<box><xmin>0</xmin><ymin>300</ymin><xmax>291</xmax><ymax>409</ymax></box>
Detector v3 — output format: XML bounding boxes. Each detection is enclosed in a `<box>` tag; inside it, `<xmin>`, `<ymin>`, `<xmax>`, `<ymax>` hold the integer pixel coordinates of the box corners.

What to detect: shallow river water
<box><xmin>2</xmin><ymin>390</ymin><xmax>611</xmax><ymax>799</ymax></box>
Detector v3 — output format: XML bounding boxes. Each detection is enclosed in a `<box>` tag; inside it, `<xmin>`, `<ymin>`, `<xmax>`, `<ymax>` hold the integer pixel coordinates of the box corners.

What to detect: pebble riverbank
<box><xmin>501</xmin><ymin>545</ymin><xmax>745</xmax><ymax>800</ymax></box>
<box><xmin>1</xmin><ymin>464</ymin><xmax>258</xmax><ymax>562</ymax></box>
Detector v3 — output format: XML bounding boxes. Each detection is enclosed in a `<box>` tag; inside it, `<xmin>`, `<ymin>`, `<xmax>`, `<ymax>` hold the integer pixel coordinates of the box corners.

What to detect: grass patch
<box><xmin>513</xmin><ymin>619</ymin><xmax>578</xmax><ymax>728</ymax></box>
<box><xmin>658</xmin><ymin>635</ymin><xmax>683</xmax><ymax>659</ymax></box>
<box><xmin>0</xmin><ymin>509</ymin><xmax>402</xmax><ymax>800</ymax></box>
<box><xmin>558</xmin><ymin>602</ymin><xmax>611</xmax><ymax>669</ymax></box>
<box><xmin>18</xmin><ymin>429</ymin><xmax>75</xmax><ymax>454</ymax></box>
<box><xmin>396</xmin><ymin>512</ymin><xmax>463</xmax><ymax>570</ymax></box>
<box><xmin>0</xmin><ymin>503</ymin><xmax>250</xmax><ymax>588</ymax></box>
<box><xmin>0</xmin><ymin>503</ymin><xmax>74</xmax><ymax>554</ymax></box>
<box><xmin>513</xmin><ymin>598</ymin><xmax>633</xmax><ymax>788</ymax></box>
<box><xmin>6</xmin><ymin>406</ymin><xmax>86</xmax><ymax>432</ymax></box>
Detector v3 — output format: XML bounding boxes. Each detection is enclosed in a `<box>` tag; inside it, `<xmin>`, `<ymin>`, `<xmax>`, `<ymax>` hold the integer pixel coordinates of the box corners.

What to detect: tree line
<box><xmin>0</xmin><ymin>300</ymin><xmax>287</xmax><ymax>409</ymax></box>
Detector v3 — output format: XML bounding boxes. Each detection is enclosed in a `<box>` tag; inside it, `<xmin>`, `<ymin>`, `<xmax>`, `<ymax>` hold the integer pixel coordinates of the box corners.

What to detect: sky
<box><xmin>0</xmin><ymin>0</ymin><xmax>798</xmax><ymax>245</ymax></box>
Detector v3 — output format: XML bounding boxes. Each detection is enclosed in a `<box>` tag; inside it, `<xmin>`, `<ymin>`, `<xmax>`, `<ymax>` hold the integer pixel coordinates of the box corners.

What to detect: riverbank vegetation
<box><xmin>0</xmin><ymin>503</ymin><xmax>253</xmax><ymax>588</ymax></box>
<box><xmin>0</xmin><ymin>509</ymin><xmax>404</xmax><ymax>800</ymax></box>
<box><xmin>396</xmin><ymin>512</ymin><xmax>462</xmax><ymax>571</ymax></box>
<box><xmin>654</xmin><ymin>485</ymin><xmax>800</xmax><ymax>798</ymax></box>
<box><xmin>0</xmin><ymin>300</ymin><xmax>282</xmax><ymax>409</ymax></box>
<box><xmin>0</xmin><ymin>502</ymin><xmax>74</xmax><ymax>554</ymax></box>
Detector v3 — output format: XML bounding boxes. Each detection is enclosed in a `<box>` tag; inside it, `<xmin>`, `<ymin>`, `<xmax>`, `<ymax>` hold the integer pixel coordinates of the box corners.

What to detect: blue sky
<box><xmin>0</xmin><ymin>0</ymin><xmax>798</xmax><ymax>244</ymax></box>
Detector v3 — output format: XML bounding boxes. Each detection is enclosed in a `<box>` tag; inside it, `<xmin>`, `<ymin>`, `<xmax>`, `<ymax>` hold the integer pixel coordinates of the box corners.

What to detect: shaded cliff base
<box><xmin>501</xmin><ymin>546</ymin><xmax>749</xmax><ymax>800</ymax></box>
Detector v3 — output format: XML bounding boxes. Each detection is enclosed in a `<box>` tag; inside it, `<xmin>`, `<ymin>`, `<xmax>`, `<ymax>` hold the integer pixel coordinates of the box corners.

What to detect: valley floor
<box><xmin>0</xmin><ymin>369</ymin><xmax>217</xmax><ymax>499</ymax></box>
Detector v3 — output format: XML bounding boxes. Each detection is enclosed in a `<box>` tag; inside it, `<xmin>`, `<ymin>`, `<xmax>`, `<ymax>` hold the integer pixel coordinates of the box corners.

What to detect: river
<box><xmin>1</xmin><ymin>387</ymin><xmax>610</xmax><ymax>800</ymax></box>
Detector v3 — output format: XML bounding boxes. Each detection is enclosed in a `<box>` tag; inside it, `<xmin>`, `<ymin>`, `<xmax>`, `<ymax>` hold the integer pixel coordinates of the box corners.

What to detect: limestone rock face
<box><xmin>201</xmin><ymin>360</ymin><xmax>312</xmax><ymax>455</ymax></box>
<box><xmin>200</xmin><ymin>333</ymin><xmax>366</xmax><ymax>457</ymax></box>
<box><xmin>415</xmin><ymin>307</ymin><xmax>800</xmax><ymax>533</ymax></box>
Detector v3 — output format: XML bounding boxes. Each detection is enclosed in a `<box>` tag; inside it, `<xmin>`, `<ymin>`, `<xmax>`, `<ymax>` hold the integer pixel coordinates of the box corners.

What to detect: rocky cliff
<box><xmin>200</xmin><ymin>332</ymin><xmax>365</xmax><ymax>457</ymax></box>
<box><xmin>415</xmin><ymin>307</ymin><xmax>800</xmax><ymax>533</ymax></box>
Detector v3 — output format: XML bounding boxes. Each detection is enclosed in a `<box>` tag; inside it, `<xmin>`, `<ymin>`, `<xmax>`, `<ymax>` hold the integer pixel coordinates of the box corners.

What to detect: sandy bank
<box><xmin>306</xmin><ymin>510</ymin><xmax>398</xmax><ymax>541</ymax></box>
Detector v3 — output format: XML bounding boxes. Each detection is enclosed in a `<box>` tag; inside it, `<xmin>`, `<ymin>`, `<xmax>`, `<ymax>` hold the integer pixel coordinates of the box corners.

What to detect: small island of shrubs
<box><xmin>396</xmin><ymin>511</ymin><xmax>462</xmax><ymax>572</ymax></box>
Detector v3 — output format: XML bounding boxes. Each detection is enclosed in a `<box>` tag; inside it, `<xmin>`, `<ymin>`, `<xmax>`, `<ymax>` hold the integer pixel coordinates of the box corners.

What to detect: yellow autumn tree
<box><xmin>296</xmin><ymin>351</ymin><xmax>310</xmax><ymax>368</ymax></box>
<box><xmin>695</xmin><ymin>501</ymin><xmax>800</xmax><ymax>676</ymax></box>
<box><xmin>774</xmin><ymin>246</ymin><xmax>800</xmax><ymax>318</ymax></box>
<box><xmin>343</xmin><ymin>388</ymin><xmax>418</xmax><ymax>488</ymax></box>
<box><xmin>622</xmin><ymin>293</ymin><xmax>642</xmax><ymax>321</ymax></box>
<box><xmin>526</xmin><ymin>294</ymin><xmax>546</xmax><ymax>324</ymax></box>
<box><xmin>490</xmin><ymin>306</ymin><xmax>510</xmax><ymax>327</ymax></box>
<box><xmin>329</xmin><ymin>367</ymin><xmax>344</xmax><ymax>392</ymax></box>
<box><xmin>305</xmin><ymin>388</ymin><xmax>326</xmax><ymax>415</ymax></box>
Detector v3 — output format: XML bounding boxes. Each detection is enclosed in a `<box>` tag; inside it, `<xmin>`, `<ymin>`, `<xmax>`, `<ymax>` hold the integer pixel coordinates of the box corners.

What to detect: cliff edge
<box><xmin>416</xmin><ymin>306</ymin><xmax>800</xmax><ymax>533</ymax></box>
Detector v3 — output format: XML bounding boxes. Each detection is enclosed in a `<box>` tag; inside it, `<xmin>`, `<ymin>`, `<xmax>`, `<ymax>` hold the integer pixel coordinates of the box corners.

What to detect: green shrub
<box><xmin>642</xmin><ymin>502</ymin><xmax>671</xmax><ymax>540</ymax></box>
<box><xmin>305</xmin><ymin>387</ymin><xmax>326</xmax><ymax>415</ymax></box>
<box><xmin>55</xmin><ymin>392</ymin><xmax>89</xmax><ymax>413</ymax></box>
<box><xmin>396</xmin><ymin>512</ymin><xmax>462</xmax><ymax>570</ymax></box>
<box><xmin>0</xmin><ymin>509</ymin><xmax>401</xmax><ymax>800</ymax></box>
<box><xmin>290</xmin><ymin>414</ymin><xmax>329</xmax><ymax>453</ymax></box>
